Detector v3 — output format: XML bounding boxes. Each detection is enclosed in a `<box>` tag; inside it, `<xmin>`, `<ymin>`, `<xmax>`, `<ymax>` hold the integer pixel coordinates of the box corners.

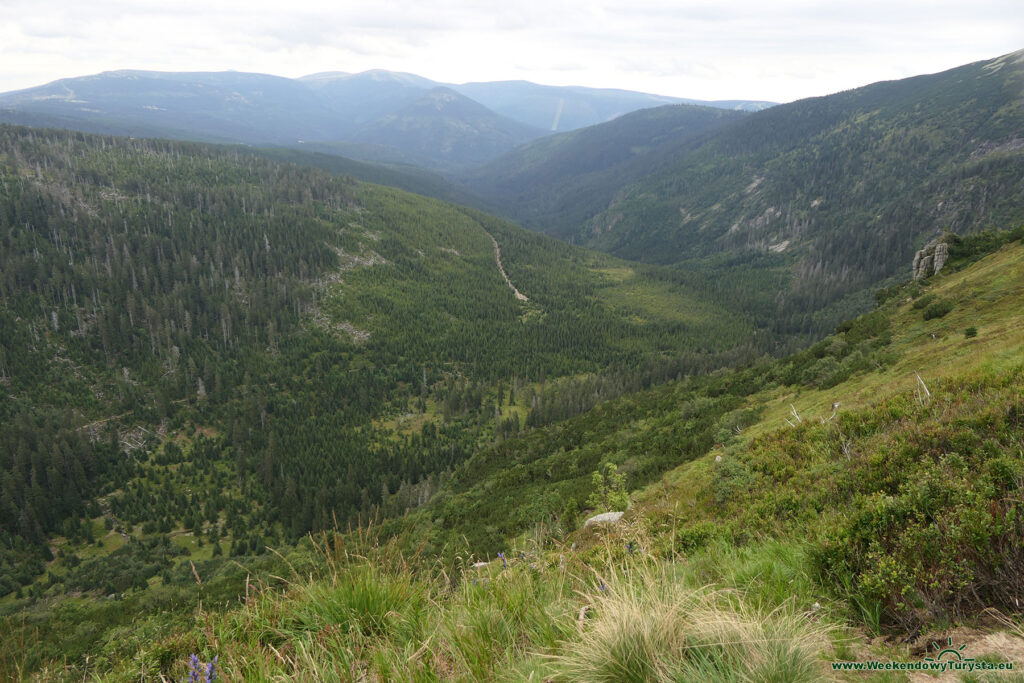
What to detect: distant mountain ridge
<box><xmin>453</xmin><ymin>79</ymin><xmax>772</xmax><ymax>131</ymax></box>
<box><xmin>0</xmin><ymin>68</ymin><xmax>774</xmax><ymax>171</ymax></box>
<box><xmin>348</xmin><ymin>87</ymin><xmax>545</xmax><ymax>170</ymax></box>
<box><xmin>0</xmin><ymin>70</ymin><xmax>341</xmax><ymax>144</ymax></box>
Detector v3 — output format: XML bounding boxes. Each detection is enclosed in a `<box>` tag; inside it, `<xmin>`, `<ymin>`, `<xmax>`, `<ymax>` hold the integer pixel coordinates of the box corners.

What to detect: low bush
<box><xmin>922</xmin><ymin>299</ymin><xmax>954</xmax><ymax>320</ymax></box>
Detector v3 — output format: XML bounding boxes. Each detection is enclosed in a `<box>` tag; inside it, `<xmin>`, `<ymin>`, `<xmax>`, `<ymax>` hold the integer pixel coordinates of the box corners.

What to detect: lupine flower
<box><xmin>498</xmin><ymin>552</ymin><xmax>506</xmax><ymax>570</ymax></box>
<box><xmin>188</xmin><ymin>654</ymin><xmax>201</xmax><ymax>683</ymax></box>
<box><xmin>626</xmin><ymin>543</ymin><xmax>632</xmax><ymax>555</ymax></box>
<box><xmin>185</xmin><ymin>654</ymin><xmax>217</xmax><ymax>683</ymax></box>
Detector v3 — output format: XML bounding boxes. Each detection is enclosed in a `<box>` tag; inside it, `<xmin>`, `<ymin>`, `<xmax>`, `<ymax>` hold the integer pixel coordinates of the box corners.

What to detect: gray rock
<box><xmin>912</xmin><ymin>238</ymin><xmax>951</xmax><ymax>279</ymax></box>
<box><xmin>584</xmin><ymin>511</ymin><xmax>624</xmax><ymax>527</ymax></box>
<box><xmin>933</xmin><ymin>242</ymin><xmax>949</xmax><ymax>274</ymax></box>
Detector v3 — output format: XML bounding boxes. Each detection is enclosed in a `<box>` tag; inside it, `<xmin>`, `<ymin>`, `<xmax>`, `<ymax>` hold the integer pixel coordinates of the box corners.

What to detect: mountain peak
<box><xmin>301</xmin><ymin>69</ymin><xmax>438</xmax><ymax>88</ymax></box>
<box><xmin>298</xmin><ymin>70</ymin><xmax>351</xmax><ymax>81</ymax></box>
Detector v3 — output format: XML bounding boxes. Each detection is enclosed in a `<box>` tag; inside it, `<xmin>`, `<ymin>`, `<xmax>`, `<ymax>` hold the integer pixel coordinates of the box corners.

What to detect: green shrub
<box><xmin>912</xmin><ymin>293</ymin><xmax>936</xmax><ymax>310</ymax></box>
<box><xmin>811</xmin><ymin>431</ymin><xmax>1024</xmax><ymax>629</ymax></box>
<box><xmin>965</xmin><ymin>326</ymin><xmax>978</xmax><ymax>338</ymax></box>
<box><xmin>711</xmin><ymin>457</ymin><xmax>754</xmax><ymax>505</ymax></box>
<box><xmin>675</xmin><ymin>521</ymin><xmax>725</xmax><ymax>554</ymax></box>
<box><xmin>922</xmin><ymin>299</ymin><xmax>954</xmax><ymax>320</ymax></box>
<box><xmin>587</xmin><ymin>463</ymin><xmax>630</xmax><ymax>512</ymax></box>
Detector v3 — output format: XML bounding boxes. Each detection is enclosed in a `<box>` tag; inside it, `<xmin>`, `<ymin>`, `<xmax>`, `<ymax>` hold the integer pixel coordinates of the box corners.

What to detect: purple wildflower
<box><xmin>185</xmin><ymin>654</ymin><xmax>217</xmax><ymax>683</ymax></box>
<box><xmin>498</xmin><ymin>552</ymin><xmax>507</xmax><ymax>570</ymax></box>
<box><xmin>188</xmin><ymin>654</ymin><xmax>201</xmax><ymax>683</ymax></box>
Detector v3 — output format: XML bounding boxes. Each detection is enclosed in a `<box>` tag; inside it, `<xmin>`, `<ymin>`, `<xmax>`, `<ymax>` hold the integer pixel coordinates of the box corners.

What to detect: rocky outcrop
<box><xmin>913</xmin><ymin>239</ymin><xmax>950</xmax><ymax>279</ymax></box>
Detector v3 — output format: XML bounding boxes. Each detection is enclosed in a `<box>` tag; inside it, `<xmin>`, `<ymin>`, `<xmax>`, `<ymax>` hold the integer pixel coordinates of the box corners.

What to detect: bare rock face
<box><xmin>913</xmin><ymin>239</ymin><xmax>950</xmax><ymax>279</ymax></box>
<box><xmin>584</xmin><ymin>511</ymin><xmax>624</xmax><ymax>527</ymax></box>
<box><xmin>933</xmin><ymin>242</ymin><xmax>949</xmax><ymax>273</ymax></box>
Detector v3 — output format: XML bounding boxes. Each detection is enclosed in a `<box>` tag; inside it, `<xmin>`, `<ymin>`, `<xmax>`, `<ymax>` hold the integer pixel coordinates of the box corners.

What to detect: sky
<box><xmin>1</xmin><ymin>0</ymin><xmax>1021</xmax><ymax>103</ymax></box>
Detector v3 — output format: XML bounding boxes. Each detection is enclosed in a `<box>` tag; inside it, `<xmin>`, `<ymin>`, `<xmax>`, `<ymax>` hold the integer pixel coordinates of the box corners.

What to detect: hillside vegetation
<box><xmin>0</xmin><ymin>124</ymin><xmax>769</xmax><ymax>676</ymax></box>
<box><xmin>21</xmin><ymin>225</ymin><xmax>1023</xmax><ymax>682</ymax></box>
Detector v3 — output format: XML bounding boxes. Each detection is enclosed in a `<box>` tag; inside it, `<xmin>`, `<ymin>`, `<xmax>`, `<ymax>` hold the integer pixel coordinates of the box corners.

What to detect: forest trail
<box><xmin>484</xmin><ymin>229</ymin><xmax>529</xmax><ymax>302</ymax></box>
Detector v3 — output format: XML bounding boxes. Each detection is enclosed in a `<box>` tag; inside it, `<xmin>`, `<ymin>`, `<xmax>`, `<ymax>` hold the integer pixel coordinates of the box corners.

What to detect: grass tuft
<box><xmin>552</xmin><ymin>561</ymin><xmax>833</xmax><ymax>682</ymax></box>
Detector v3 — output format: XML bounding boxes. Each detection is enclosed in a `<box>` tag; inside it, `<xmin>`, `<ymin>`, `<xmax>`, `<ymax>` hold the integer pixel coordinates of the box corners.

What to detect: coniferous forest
<box><xmin>0</xmin><ymin>124</ymin><xmax>762</xmax><ymax>640</ymax></box>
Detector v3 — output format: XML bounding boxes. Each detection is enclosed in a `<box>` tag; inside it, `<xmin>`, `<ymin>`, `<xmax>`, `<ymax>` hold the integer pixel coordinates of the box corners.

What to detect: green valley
<box><xmin>14</xmin><ymin>217</ymin><xmax>1021</xmax><ymax>682</ymax></box>
<box><xmin>0</xmin><ymin>123</ymin><xmax>768</xmax><ymax>676</ymax></box>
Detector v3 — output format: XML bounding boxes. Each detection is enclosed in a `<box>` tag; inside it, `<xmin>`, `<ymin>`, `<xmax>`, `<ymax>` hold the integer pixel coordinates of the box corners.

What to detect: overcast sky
<box><xmin>1</xmin><ymin>0</ymin><xmax>1020</xmax><ymax>103</ymax></box>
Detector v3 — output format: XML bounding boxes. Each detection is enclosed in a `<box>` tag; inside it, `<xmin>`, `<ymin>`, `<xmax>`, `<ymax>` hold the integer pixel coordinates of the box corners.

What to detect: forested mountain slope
<box><xmin>0</xmin><ymin>121</ymin><xmax>758</xmax><ymax>548</ymax></box>
<box><xmin>459</xmin><ymin>103</ymin><xmax>747</xmax><ymax>239</ymax></box>
<box><xmin>20</xmin><ymin>225</ymin><xmax>1024</xmax><ymax>681</ymax></box>
<box><xmin>254</xmin><ymin>145</ymin><xmax>480</xmax><ymax>209</ymax></box>
<box><xmin>0</xmin><ymin>123</ymin><xmax>768</xmax><ymax>669</ymax></box>
<box><xmin>0</xmin><ymin>70</ymin><xmax>340</xmax><ymax>144</ymax></box>
<box><xmin>0</xmin><ymin>71</ymin><xmax>549</xmax><ymax>171</ymax></box>
<box><xmin>465</xmin><ymin>50</ymin><xmax>1024</xmax><ymax>338</ymax></box>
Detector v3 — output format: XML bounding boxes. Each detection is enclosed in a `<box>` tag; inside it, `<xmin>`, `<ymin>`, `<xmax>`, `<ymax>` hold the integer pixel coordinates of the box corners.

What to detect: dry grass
<box><xmin>553</xmin><ymin>560</ymin><xmax>835</xmax><ymax>682</ymax></box>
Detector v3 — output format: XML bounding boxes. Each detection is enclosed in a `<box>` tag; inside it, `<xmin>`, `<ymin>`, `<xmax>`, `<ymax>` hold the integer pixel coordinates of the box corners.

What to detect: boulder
<box><xmin>584</xmin><ymin>511</ymin><xmax>624</xmax><ymax>528</ymax></box>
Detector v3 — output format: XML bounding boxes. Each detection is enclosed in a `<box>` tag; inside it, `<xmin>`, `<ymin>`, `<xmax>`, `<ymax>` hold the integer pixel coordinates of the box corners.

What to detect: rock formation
<box><xmin>912</xmin><ymin>239</ymin><xmax>950</xmax><ymax>279</ymax></box>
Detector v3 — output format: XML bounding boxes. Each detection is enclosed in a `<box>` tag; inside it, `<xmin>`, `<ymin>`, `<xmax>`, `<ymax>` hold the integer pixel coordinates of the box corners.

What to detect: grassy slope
<box><xmin>750</xmin><ymin>235</ymin><xmax>1024</xmax><ymax>438</ymax></box>
<box><xmin>636</xmin><ymin>236</ymin><xmax>1024</xmax><ymax>581</ymax></box>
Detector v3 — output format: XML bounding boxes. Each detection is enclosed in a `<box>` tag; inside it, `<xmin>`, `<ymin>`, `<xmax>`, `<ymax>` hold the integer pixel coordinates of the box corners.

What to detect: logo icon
<box><xmin>925</xmin><ymin>637</ymin><xmax>973</xmax><ymax>664</ymax></box>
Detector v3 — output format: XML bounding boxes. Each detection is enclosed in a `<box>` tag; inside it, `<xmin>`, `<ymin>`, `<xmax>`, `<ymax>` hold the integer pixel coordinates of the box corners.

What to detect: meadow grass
<box><xmin>546</xmin><ymin>558</ymin><xmax>832</xmax><ymax>683</ymax></box>
<box><xmin>84</xmin><ymin>525</ymin><xmax>844</xmax><ymax>682</ymax></box>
